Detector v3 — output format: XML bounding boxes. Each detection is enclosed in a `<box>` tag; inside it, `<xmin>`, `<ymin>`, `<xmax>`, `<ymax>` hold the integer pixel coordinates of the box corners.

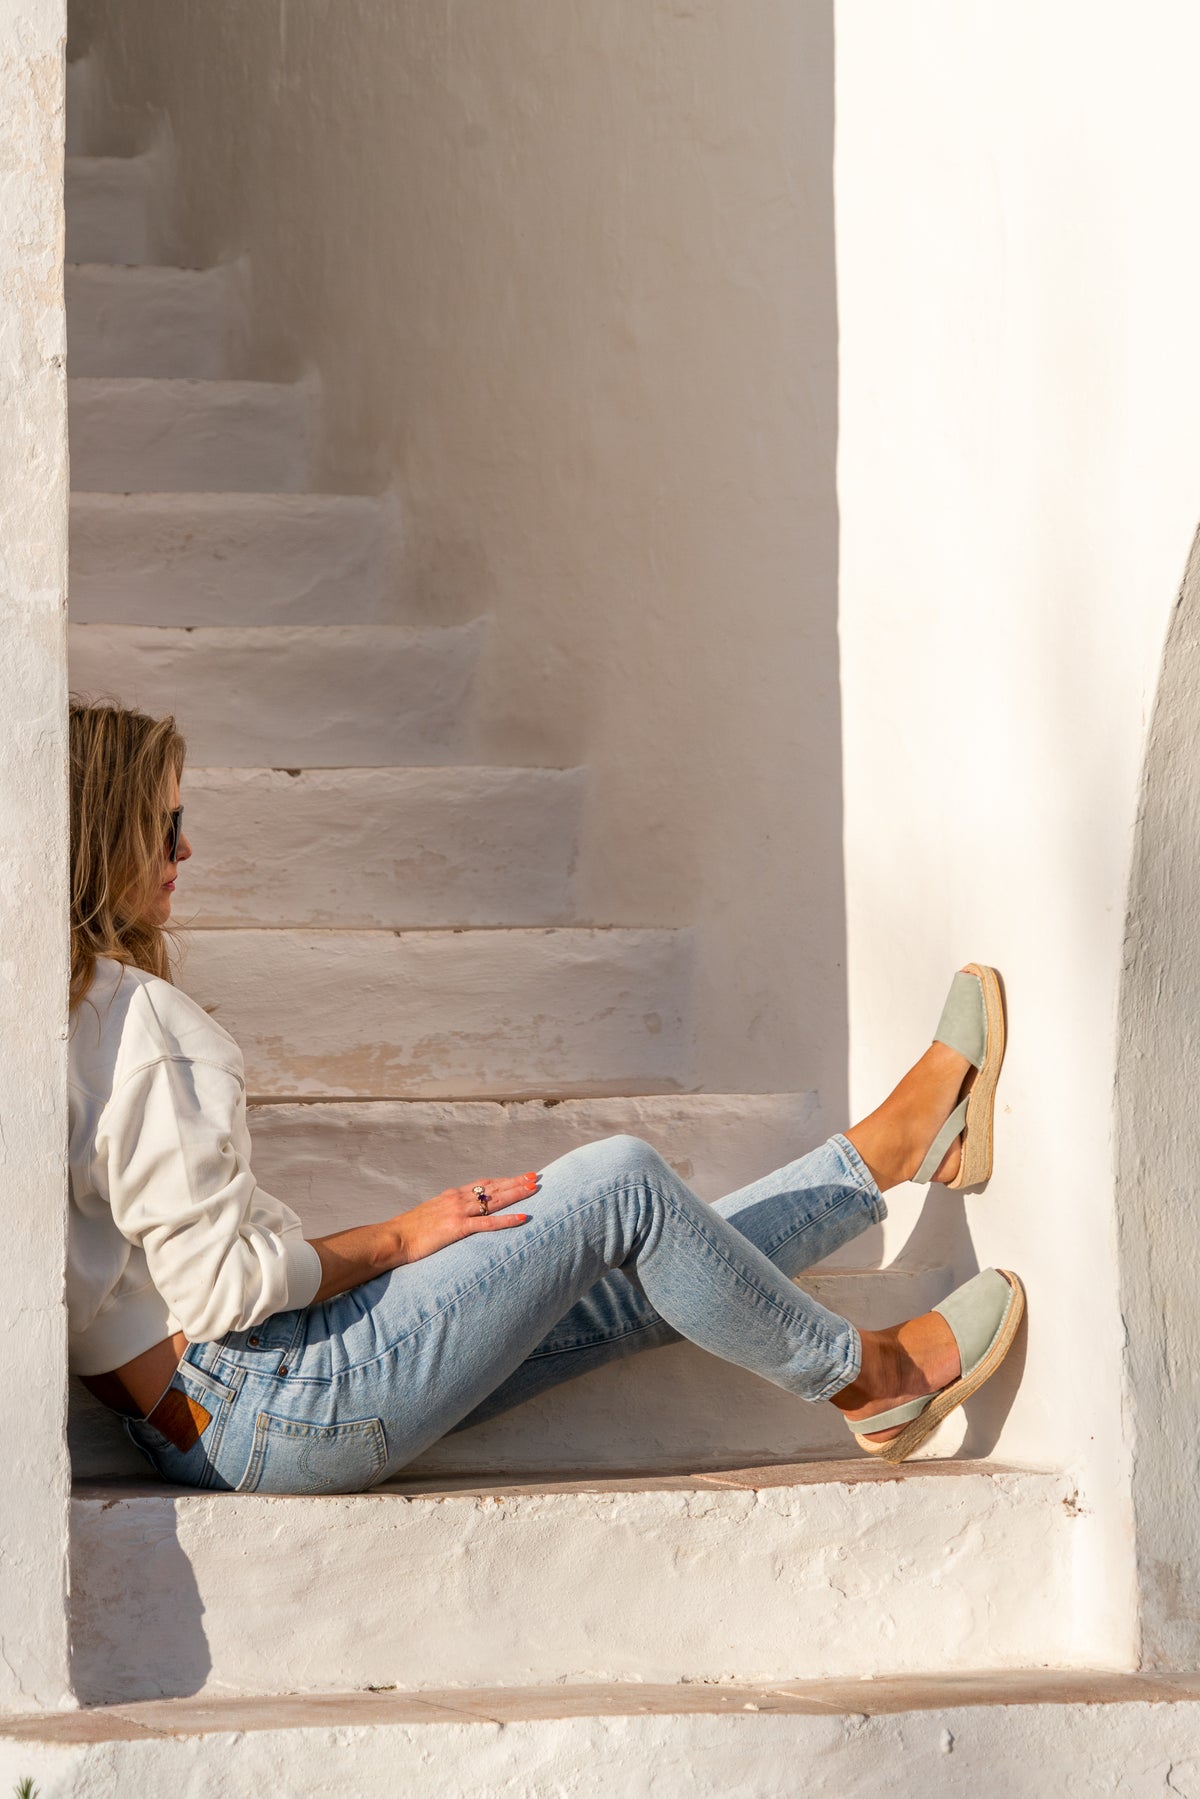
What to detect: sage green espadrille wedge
<box><xmin>913</xmin><ymin>962</ymin><xmax>1006</xmax><ymax>1189</ymax></box>
<box><xmin>850</xmin><ymin>1266</ymin><xmax>1025</xmax><ymax>1464</ymax></box>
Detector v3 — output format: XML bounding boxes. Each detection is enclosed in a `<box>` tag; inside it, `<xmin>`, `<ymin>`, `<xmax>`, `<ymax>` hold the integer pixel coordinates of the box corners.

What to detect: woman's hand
<box><xmin>391</xmin><ymin>1171</ymin><xmax>540</xmax><ymax>1267</ymax></box>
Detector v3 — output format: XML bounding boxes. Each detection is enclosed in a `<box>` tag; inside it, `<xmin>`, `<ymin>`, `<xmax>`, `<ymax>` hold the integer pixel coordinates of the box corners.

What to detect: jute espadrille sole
<box><xmin>854</xmin><ymin>1269</ymin><xmax>1025</xmax><ymax>1465</ymax></box>
<box><xmin>947</xmin><ymin>962</ymin><xmax>1006</xmax><ymax>1190</ymax></box>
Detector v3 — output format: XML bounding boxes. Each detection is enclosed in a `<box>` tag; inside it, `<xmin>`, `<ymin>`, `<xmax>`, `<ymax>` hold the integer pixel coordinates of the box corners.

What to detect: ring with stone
<box><xmin>472</xmin><ymin>1184</ymin><xmax>490</xmax><ymax>1214</ymax></box>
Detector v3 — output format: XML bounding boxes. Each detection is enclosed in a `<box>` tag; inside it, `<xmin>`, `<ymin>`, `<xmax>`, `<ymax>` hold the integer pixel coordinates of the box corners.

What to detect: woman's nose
<box><xmin>176</xmin><ymin>831</ymin><xmax>193</xmax><ymax>864</ymax></box>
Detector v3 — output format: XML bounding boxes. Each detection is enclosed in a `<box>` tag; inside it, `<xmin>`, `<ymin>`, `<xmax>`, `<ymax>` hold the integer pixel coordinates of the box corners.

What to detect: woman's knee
<box><xmin>548</xmin><ymin>1133</ymin><xmax>667</xmax><ymax>1188</ymax></box>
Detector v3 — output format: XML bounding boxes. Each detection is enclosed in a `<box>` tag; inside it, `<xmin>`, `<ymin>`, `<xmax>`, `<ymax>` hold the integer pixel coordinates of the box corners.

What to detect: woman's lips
<box><xmin>163</xmin><ymin>880</ymin><xmax>176</xmax><ymax>890</ymax></box>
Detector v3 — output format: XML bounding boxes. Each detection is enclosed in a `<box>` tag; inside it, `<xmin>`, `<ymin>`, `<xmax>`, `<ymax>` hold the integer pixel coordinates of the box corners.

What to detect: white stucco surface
<box><xmin>69</xmin><ymin>492</ymin><xmax>403</xmax><ymax>624</ymax></box>
<box><xmin>1117</xmin><ymin>528</ymin><xmax>1200</xmax><ymax>1667</ymax></box>
<box><xmin>177</xmin><ymin>924</ymin><xmax>694</xmax><ymax>1098</ymax></box>
<box><xmin>9</xmin><ymin>1688</ymin><xmax>1200</xmax><ymax>1799</ymax></box>
<box><xmin>0</xmin><ymin>0</ymin><xmax>72</xmax><ymax>1712</ymax></box>
<box><xmin>69</xmin><ymin>1467</ymin><xmax>1079</xmax><ymax>1703</ymax></box>
<box><xmin>68</xmin><ymin>619</ymin><xmax>483</xmax><ymax>765</ymax></box>
<box><xmin>71</xmin><ymin>0</ymin><xmax>847</xmax><ymax>1104</ymax></box>
<box><xmin>835</xmin><ymin>0</ymin><xmax>1200</xmax><ymax>1667</ymax></box>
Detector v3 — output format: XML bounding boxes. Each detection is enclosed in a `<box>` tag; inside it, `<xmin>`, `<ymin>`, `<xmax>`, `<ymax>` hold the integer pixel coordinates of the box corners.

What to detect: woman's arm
<box><xmin>305</xmin><ymin>1169</ymin><xmax>540</xmax><ymax>1303</ymax></box>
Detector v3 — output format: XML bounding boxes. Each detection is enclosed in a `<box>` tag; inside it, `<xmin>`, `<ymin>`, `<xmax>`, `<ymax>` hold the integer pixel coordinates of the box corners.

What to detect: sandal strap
<box><xmin>933</xmin><ymin>1267</ymin><xmax>1015</xmax><ymax>1376</ymax></box>
<box><xmin>848</xmin><ymin>1392</ymin><xmax>934</xmax><ymax>1436</ymax></box>
<box><xmin>913</xmin><ymin>1095</ymin><xmax>969</xmax><ymax>1185</ymax></box>
<box><xmin>932</xmin><ymin>970</ymin><xmax>988</xmax><ymax>1067</ymax></box>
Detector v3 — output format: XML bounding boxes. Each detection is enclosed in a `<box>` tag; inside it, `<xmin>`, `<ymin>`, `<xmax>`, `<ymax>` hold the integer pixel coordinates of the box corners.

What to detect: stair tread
<box><xmin>66</xmin><ymin>152</ymin><xmax>152</xmax><ymax>169</ymax></box>
<box><xmin>72</xmin><ymin>619</ymin><xmax>467</xmax><ymax>636</ymax></box>
<box><xmin>73</xmin><ymin>1458</ymin><xmax>1041</xmax><ymax>1502</ymax></box>
<box><xmin>69</xmin><ymin>375</ymin><xmax>303</xmax><ymax>393</ymax></box>
<box><xmin>73</xmin><ymin>486</ymin><xmax>378</xmax><ymax>501</ymax></box>
<box><xmin>7</xmin><ymin>1669</ymin><xmax>1197</xmax><ymax>1744</ymax></box>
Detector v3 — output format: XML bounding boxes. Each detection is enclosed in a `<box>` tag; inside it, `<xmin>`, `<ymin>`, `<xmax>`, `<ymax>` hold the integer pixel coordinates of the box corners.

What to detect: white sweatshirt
<box><xmin>67</xmin><ymin>955</ymin><xmax>323</xmax><ymax>1376</ymax></box>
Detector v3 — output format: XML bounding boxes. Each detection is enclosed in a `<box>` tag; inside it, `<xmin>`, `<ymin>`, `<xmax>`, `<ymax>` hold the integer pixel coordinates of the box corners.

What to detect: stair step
<box><xmin>178</xmin><ymin>765</ymin><xmax>584</xmax><ymax>927</ymax></box>
<box><xmin>11</xmin><ymin>1672</ymin><xmax>1200</xmax><ymax>1796</ymax></box>
<box><xmin>243</xmin><ymin>1093</ymin><xmax>830</xmax><ymax>1225</ymax></box>
<box><xmin>67</xmin><ymin>622</ymin><xmax>482</xmax><ymax>766</ymax></box>
<box><xmin>67</xmin><ymin>263</ymin><xmax>242</xmax><ymax>378</ymax></box>
<box><xmin>176</xmin><ymin>926</ymin><xmax>694</xmax><ymax>1098</ymax></box>
<box><xmin>69</xmin><ymin>379</ymin><xmax>313</xmax><ymax>493</ymax></box>
<box><xmin>69</xmin><ymin>493</ymin><xmax>403</xmax><ymax>624</ymax></box>
<box><xmin>68</xmin><ymin>1464</ymin><xmax>1079</xmax><ymax>1702</ymax></box>
<box><xmin>8</xmin><ymin>1672</ymin><xmax>1198</xmax><ymax>1794</ymax></box>
<box><xmin>66</xmin><ymin>154</ymin><xmax>155</xmax><ymax>265</ymax></box>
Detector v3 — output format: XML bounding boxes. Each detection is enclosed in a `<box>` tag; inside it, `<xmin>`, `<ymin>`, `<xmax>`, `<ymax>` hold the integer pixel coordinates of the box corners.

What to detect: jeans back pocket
<box><xmin>238</xmin><ymin>1411</ymin><xmax>389</xmax><ymax>1494</ymax></box>
<box><xmin>124</xmin><ymin>1360</ymin><xmax>237</xmax><ymax>1489</ymax></box>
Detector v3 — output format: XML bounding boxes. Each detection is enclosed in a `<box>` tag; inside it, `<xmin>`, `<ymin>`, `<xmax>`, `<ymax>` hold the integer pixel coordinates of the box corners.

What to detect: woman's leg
<box><xmin>449</xmin><ymin>1130</ymin><xmax>883</xmax><ymax>1432</ymax></box>
<box><xmin>283</xmin><ymin>1132</ymin><xmax>873</xmax><ymax>1481</ymax></box>
<box><xmin>451</xmin><ymin>1024</ymin><xmax>979</xmax><ymax>1436</ymax></box>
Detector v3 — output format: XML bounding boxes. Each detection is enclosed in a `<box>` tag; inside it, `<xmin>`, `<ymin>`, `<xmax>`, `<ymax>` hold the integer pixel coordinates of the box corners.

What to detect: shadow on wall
<box><xmin>1116</xmin><ymin>519</ymin><xmax>1200</xmax><ymax>1669</ymax></box>
<box><xmin>70</xmin><ymin>1498</ymin><xmax>211</xmax><ymax>1702</ymax></box>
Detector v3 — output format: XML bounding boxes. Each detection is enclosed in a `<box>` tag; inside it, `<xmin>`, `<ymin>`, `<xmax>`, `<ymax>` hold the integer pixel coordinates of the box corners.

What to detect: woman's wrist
<box><xmin>307</xmin><ymin>1217</ymin><xmax>409</xmax><ymax>1302</ymax></box>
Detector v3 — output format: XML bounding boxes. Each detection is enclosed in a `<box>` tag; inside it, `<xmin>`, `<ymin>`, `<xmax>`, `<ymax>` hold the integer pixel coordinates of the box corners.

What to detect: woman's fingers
<box><xmin>474</xmin><ymin>1209</ymin><xmax>531</xmax><ymax>1231</ymax></box>
<box><xmin>462</xmin><ymin>1172</ymin><xmax>540</xmax><ymax>1215</ymax></box>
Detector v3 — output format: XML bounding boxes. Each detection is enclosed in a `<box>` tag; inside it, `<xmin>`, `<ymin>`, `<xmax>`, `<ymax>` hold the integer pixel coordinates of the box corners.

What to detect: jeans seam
<box><xmin>758</xmin><ymin>1182</ymin><xmax>881</xmax><ymax>1266</ymax></box>
<box><xmin>654</xmin><ymin>1186</ymin><xmax>849</xmax><ymax>1378</ymax></box>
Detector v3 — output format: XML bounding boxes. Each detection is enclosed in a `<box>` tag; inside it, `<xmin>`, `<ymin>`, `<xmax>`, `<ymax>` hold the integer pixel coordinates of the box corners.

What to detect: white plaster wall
<box><xmin>835</xmin><ymin>0</ymin><xmax>1200</xmax><ymax>1665</ymax></box>
<box><xmin>10</xmin><ymin>1690</ymin><xmax>1200</xmax><ymax>1798</ymax></box>
<box><xmin>1117</xmin><ymin>529</ymin><xmax>1200</xmax><ymax>1667</ymax></box>
<box><xmin>69</xmin><ymin>0</ymin><xmax>846</xmax><ymax>1103</ymax></box>
<box><xmin>0</xmin><ymin>0</ymin><xmax>72</xmax><ymax>1711</ymax></box>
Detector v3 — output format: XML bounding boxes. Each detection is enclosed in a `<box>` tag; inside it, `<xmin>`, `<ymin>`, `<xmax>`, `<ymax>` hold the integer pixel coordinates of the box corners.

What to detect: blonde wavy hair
<box><xmin>69</xmin><ymin>696</ymin><xmax>187</xmax><ymax>1013</ymax></box>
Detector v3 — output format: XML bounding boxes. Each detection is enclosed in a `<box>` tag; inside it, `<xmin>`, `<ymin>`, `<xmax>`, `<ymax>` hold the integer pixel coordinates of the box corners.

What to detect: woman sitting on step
<box><xmin>70</xmin><ymin>698</ymin><xmax>1025</xmax><ymax>1492</ymax></box>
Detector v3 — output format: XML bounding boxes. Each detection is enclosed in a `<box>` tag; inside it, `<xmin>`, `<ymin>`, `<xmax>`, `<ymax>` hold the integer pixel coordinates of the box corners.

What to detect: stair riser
<box><xmin>69</xmin><ymin>1265</ymin><xmax>949</xmax><ymax>1483</ymax></box>
<box><xmin>69</xmin><ymin>496</ymin><xmax>402</xmax><ymax>629</ymax></box>
<box><xmin>7</xmin><ymin>1701</ymin><xmax>1200</xmax><ymax>1799</ymax></box>
<box><xmin>66</xmin><ymin>157</ymin><xmax>154</xmax><ymax>265</ymax></box>
<box><xmin>66</xmin><ymin>58</ymin><xmax>101</xmax><ymax>157</ymax></box>
<box><xmin>67</xmin><ymin>265</ymin><xmax>240</xmax><ymax>378</ymax></box>
<box><xmin>406</xmin><ymin>1266</ymin><xmax>955</xmax><ymax>1477</ymax></box>
<box><xmin>69</xmin><ymin>380</ymin><xmax>312</xmax><ymax>493</ymax></box>
<box><xmin>67</xmin><ymin>623</ymin><xmax>480</xmax><ymax>766</ymax></box>
<box><xmin>244</xmin><ymin>1094</ymin><xmax>830</xmax><ymax>1221</ymax></box>
<box><xmin>177</xmin><ymin>927</ymin><xmax>694</xmax><ymax>1098</ymax></box>
<box><xmin>179</xmin><ymin>767</ymin><xmax>583</xmax><ymax>928</ymax></box>
<box><xmin>69</xmin><ymin>494</ymin><xmax>401</xmax><ymax>625</ymax></box>
<box><xmin>69</xmin><ymin>1472</ymin><xmax>1079</xmax><ymax>1700</ymax></box>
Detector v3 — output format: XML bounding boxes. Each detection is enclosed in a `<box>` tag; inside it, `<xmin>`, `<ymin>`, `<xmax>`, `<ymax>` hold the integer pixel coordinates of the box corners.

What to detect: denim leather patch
<box><xmin>149</xmin><ymin>1387</ymin><xmax>213</xmax><ymax>1453</ymax></box>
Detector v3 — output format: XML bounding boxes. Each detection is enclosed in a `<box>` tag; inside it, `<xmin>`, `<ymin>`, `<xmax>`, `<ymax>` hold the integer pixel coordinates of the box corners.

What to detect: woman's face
<box><xmin>138</xmin><ymin>769</ymin><xmax>193</xmax><ymax>928</ymax></box>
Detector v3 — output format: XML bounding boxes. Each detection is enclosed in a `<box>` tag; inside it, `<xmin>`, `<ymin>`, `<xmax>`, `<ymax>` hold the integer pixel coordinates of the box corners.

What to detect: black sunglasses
<box><xmin>166</xmin><ymin>806</ymin><xmax>184</xmax><ymax>862</ymax></box>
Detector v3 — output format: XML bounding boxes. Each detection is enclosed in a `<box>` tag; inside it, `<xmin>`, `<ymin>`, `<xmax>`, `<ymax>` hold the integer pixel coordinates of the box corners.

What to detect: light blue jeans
<box><xmin>125</xmin><ymin>1131</ymin><xmax>886</xmax><ymax>1493</ymax></box>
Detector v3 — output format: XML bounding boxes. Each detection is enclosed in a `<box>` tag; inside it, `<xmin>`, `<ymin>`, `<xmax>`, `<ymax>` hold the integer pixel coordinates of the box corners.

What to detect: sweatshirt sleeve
<box><xmin>93</xmin><ymin>1053</ymin><xmax>324</xmax><ymax>1341</ymax></box>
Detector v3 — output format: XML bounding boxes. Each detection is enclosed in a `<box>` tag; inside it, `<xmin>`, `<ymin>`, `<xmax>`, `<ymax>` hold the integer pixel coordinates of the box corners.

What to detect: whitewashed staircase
<box><xmin>64</xmin><ymin>53</ymin><xmax>1078</xmax><ymax>1714</ymax></box>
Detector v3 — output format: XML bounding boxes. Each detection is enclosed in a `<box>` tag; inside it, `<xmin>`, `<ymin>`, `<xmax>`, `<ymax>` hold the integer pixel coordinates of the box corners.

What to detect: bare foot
<box><xmin>843</xmin><ymin>966</ymin><xmax>979</xmax><ymax>1191</ymax></box>
<box><xmin>830</xmin><ymin>1310</ymin><xmax>961</xmax><ymax>1444</ymax></box>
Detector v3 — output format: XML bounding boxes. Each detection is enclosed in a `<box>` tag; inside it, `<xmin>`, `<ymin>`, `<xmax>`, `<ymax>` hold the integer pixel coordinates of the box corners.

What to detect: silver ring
<box><xmin>472</xmin><ymin>1183</ymin><xmax>490</xmax><ymax>1215</ymax></box>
